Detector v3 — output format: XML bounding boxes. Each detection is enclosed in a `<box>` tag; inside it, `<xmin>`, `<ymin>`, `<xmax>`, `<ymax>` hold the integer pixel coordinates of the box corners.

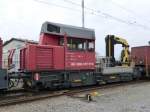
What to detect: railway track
<box><xmin>0</xmin><ymin>80</ymin><xmax>148</xmax><ymax>107</ymax></box>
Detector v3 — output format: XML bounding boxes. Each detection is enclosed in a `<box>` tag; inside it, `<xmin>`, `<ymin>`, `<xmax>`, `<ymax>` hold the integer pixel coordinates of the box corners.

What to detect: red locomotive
<box><xmin>20</xmin><ymin>22</ymin><xmax>96</xmax><ymax>89</ymax></box>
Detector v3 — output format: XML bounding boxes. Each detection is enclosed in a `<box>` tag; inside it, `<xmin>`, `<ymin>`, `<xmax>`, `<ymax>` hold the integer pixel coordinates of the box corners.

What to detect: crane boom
<box><xmin>105</xmin><ymin>35</ymin><xmax>130</xmax><ymax>66</ymax></box>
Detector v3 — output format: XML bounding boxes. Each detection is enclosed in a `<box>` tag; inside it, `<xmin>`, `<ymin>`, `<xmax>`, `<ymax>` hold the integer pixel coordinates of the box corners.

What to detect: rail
<box><xmin>0</xmin><ymin>80</ymin><xmax>148</xmax><ymax>107</ymax></box>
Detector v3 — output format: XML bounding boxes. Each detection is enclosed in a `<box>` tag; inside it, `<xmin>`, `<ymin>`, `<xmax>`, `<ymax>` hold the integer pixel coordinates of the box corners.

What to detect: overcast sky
<box><xmin>0</xmin><ymin>0</ymin><xmax>150</xmax><ymax>57</ymax></box>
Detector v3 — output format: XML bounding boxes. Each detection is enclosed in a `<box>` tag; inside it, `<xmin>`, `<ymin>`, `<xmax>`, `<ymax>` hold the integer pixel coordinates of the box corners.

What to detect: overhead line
<box><xmin>34</xmin><ymin>0</ymin><xmax>80</xmax><ymax>12</ymax></box>
<box><xmin>109</xmin><ymin>0</ymin><xmax>150</xmax><ymax>23</ymax></box>
<box><xmin>62</xmin><ymin>0</ymin><xmax>150</xmax><ymax>30</ymax></box>
<box><xmin>33</xmin><ymin>0</ymin><xmax>150</xmax><ymax>30</ymax></box>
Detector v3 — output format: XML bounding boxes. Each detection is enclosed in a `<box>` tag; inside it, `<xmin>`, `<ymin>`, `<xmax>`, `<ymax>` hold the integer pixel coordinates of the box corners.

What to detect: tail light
<box><xmin>34</xmin><ymin>73</ymin><xmax>40</xmax><ymax>81</ymax></box>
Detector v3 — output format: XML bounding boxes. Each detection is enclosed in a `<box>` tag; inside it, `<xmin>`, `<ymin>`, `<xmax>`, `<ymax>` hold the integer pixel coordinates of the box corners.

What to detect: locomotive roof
<box><xmin>41</xmin><ymin>21</ymin><xmax>95</xmax><ymax>40</ymax></box>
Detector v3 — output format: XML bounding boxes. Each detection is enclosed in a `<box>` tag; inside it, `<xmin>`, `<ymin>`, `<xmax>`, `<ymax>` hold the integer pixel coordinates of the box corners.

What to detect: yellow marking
<box><xmin>73</xmin><ymin>79</ymin><xmax>81</xmax><ymax>83</ymax></box>
<box><xmin>90</xmin><ymin>91</ymin><xmax>104</xmax><ymax>97</ymax></box>
<box><xmin>110</xmin><ymin>76</ymin><xmax>116</xmax><ymax>79</ymax></box>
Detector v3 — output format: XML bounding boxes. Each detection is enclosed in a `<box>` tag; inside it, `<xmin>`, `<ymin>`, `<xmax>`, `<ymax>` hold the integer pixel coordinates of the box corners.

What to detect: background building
<box><xmin>3</xmin><ymin>38</ymin><xmax>38</xmax><ymax>72</ymax></box>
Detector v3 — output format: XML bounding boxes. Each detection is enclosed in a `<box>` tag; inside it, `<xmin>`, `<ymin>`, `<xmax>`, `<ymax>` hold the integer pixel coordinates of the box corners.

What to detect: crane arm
<box><xmin>105</xmin><ymin>35</ymin><xmax>130</xmax><ymax>66</ymax></box>
<box><xmin>113</xmin><ymin>36</ymin><xmax>129</xmax><ymax>47</ymax></box>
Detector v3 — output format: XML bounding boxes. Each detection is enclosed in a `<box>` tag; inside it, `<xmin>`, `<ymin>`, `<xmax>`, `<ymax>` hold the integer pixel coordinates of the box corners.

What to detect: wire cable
<box><xmin>62</xmin><ymin>0</ymin><xmax>150</xmax><ymax>29</ymax></box>
<box><xmin>33</xmin><ymin>0</ymin><xmax>150</xmax><ymax>30</ymax></box>
<box><xmin>109</xmin><ymin>0</ymin><xmax>150</xmax><ymax>23</ymax></box>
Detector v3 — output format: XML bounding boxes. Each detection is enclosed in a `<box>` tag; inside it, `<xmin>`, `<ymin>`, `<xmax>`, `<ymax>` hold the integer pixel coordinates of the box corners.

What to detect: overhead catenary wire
<box><xmin>33</xmin><ymin>0</ymin><xmax>81</xmax><ymax>12</ymax></box>
<box><xmin>109</xmin><ymin>0</ymin><xmax>150</xmax><ymax>23</ymax></box>
<box><xmin>33</xmin><ymin>0</ymin><xmax>150</xmax><ymax>30</ymax></box>
<box><xmin>108</xmin><ymin>0</ymin><xmax>150</xmax><ymax>29</ymax></box>
<box><xmin>62</xmin><ymin>0</ymin><xmax>150</xmax><ymax>30</ymax></box>
<box><xmin>33</xmin><ymin>0</ymin><xmax>105</xmax><ymax>18</ymax></box>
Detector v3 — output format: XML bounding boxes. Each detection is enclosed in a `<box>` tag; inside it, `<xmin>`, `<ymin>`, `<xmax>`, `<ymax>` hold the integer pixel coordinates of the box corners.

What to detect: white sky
<box><xmin>0</xmin><ymin>0</ymin><xmax>150</xmax><ymax>57</ymax></box>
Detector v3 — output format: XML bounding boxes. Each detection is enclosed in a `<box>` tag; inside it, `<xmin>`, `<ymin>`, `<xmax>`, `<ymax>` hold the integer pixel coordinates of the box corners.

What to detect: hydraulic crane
<box><xmin>105</xmin><ymin>35</ymin><xmax>130</xmax><ymax>66</ymax></box>
<box><xmin>97</xmin><ymin>35</ymin><xmax>140</xmax><ymax>82</ymax></box>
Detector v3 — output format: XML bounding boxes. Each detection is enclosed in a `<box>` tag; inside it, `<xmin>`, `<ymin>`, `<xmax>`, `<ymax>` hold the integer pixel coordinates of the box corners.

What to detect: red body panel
<box><xmin>65</xmin><ymin>51</ymin><xmax>95</xmax><ymax>70</ymax></box>
<box><xmin>131</xmin><ymin>46</ymin><xmax>150</xmax><ymax>74</ymax></box>
<box><xmin>20</xmin><ymin>44</ymin><xmax>95</xmax><ymax>71</ymax></box>
<box><xmin>131</xmin><ymin>46</ymin><xmax>150</xmax><ymax>66</ymax></box>
<box><xmin>20</xmin><ymin>48</ymin><xmax>26</xmax><ymax>70</ymax></box>
<box><xmin>39</xmin><ymin>33</ymin><xmax>59</xmax><ymax>45</ymax></box>
<box><xmin>20</xmin><ymin>44</ymin><xmax>64</xmax><ymax>71</ymax></box>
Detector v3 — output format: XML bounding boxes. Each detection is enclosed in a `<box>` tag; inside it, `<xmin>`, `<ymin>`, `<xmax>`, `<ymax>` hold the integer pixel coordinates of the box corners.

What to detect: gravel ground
<box><xmin>1</xmin><ymin>82</ymin><xmax>150</xmax><ymax>112</ymax></box>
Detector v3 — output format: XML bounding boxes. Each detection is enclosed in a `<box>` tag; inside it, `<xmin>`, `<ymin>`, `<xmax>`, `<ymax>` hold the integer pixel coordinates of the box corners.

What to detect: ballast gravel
<box><xmin>0</xmin><ymin>81</ymin><xmax>150</xmax><ymax>112</ymax></box>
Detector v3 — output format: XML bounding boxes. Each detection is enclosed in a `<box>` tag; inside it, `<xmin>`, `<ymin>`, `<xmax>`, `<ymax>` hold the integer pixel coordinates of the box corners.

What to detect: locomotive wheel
<box><xmin>23</xmin><ymin>79</ymin><xmax>32</xmax><ymax>89</ymax></box>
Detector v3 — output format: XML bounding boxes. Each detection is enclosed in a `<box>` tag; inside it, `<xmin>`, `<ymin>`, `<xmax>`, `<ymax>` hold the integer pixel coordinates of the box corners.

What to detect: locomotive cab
<box><xmin>39</xmin><ymin>21</ymin><xmax>96</xmax><ymax>70</ymax></box>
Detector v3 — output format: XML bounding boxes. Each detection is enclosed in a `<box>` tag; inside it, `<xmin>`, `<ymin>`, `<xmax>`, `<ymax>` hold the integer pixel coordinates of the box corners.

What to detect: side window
<box><xmin>78</xmin><ymin>43</ymin><xmax>83</xmax><ymax>50</ymax></box>
<box><xmin>59</xmin><ymin>37</ymin><xmax>95</xmax><ymax>52</ymax></box>
<box><xmin>88</xmin><ymin>41</ymin><xmax>94</xmax><ymax>51</ymax></box>
<box><xmin>59</xmin><ymin>38</ymin><xmax>64</xmax><ymax>46</ymax></box>
<box><xmin>67</xmin><ymin>38</ymin><xmax>86</xmax><ymax>51</ymax></box>
<box><xmin>47</xmin><ymin>24</ymin><xmax>60</xmax><ymax>33</ymax></box>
